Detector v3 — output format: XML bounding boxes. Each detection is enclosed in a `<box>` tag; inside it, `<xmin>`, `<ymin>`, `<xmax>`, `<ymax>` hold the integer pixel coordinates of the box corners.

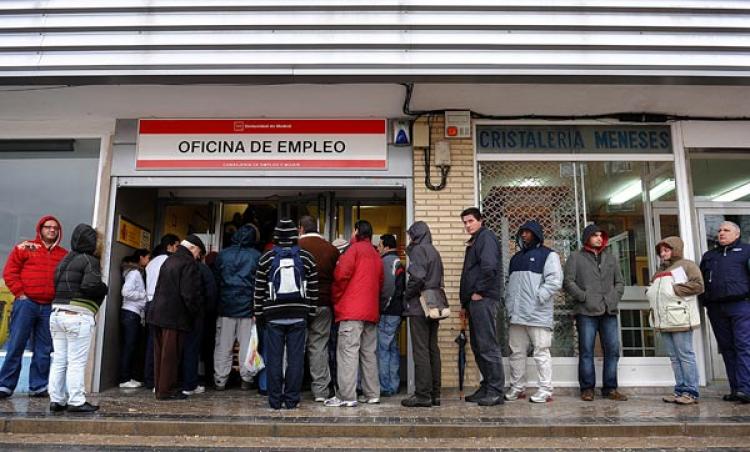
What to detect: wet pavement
<box><xmin>0</xmin><ymin>385</ymin><xmax>748</xmax><ymax>450</ymax></box>
<box><xmin>0</xmin><ymin>385</ymin><xmax>748</xmax><ymax>424</ymax></box>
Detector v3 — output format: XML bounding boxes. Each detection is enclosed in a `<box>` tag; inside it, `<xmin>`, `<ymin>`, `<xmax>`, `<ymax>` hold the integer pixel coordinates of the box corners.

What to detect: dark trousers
<box><xmin>409</xmin><ymin>315</ymin><xmax>441</xmax><ymax>400</ymax></box>
<box><xmin>181</xmin><ymin>320</ymin><xmax>203</xmax><ymax>391</ymax></box>
<box><xmin>200</xmin><ymin>311</ymin><xmax>217</xmax><ymax>385</ymax></box>
<box><xmin>153</xmin><ymin>327</ymin><xmax>185</xmax><ymax>399</ymax></box>
<box><xmin>707</xmin><ymin>300</ymin><xmax>750</xmax><ymax>394</ymax></box>
<box><xmin>119</xmin><ymin>310</ymin><xmax>143</xmax><ymax>383</ymax></box>
<box><xmin>467</xmin><ymin>297</ymin><xmax>505</xmax><ymax>397</ymax></box>
<box><xmin>576</xmin><ymin>314</ymin><xmax>620</xmax><ymax>392</ymax></box>
<box><xmin>144</xmin><ymin>326</ymin><xmax>155</xmax><ymax>388</ymax></box>
<box><xmin>266</xmin><ymin>321</ymin><xmax>306</xmax><ymax>409</ymax></box>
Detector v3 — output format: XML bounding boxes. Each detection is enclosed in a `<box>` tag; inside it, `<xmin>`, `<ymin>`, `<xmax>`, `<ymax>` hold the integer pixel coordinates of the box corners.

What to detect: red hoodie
<box><xmin>2</xmin><ymin>215</ymin><xmax>67</xmax><ymax>304</ymax></box>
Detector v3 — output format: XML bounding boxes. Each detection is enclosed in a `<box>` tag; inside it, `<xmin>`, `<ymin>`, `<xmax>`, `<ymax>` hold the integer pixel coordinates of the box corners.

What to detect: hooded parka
<box><xmin>647</xmin><ymin>236</ymin><xmax>703</xmax><ymax>331</ymax></box>
<box><xmin>332</xmin><ymin>236</ymin><xmax>384</xmax><ymax>323</ymax></box>
<box><xmin>3</xmin><ymin>215</ymin><xmax>67</xmax><ymax>304</ymax></box>
<box><xmin>505</xmin><ymin>221</ymin><xmax>563</xmax><ymax>329</ymax></box>
<box><xmin>403</xmin><ymin>221</ymin><xmax>445</xmax><ymax>317</ymax></box>
<box><xmin>215</xmin><ymin>224</ymin><xmax>261</xmax><ymax>318</ymax></box>
<box><xmin>52</xmin><ymin>224</ymin><xmax>107</xmax><ymax>314</ymax></box>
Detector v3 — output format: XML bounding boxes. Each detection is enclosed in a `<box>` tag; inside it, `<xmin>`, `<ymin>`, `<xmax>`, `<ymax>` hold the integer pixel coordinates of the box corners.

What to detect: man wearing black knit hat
<box><xmin>254</xmin><ymin>219</ymin><xmax>318</xmax><ymax>409</ymax></box>
<box><xmin>147</xmin><ymin>234</ymin><xmax>204</xmax><ymax>400</ymax></box>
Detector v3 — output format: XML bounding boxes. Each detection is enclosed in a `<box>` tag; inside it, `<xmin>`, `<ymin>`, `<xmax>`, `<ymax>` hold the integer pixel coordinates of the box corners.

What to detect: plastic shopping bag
<box><xmin>242</xmin><ymin>321</ymin><xmax>265</xmax><ymax>376</ymax></box>
<box><xmin>0</xmin><ymin>280</ymin><xmax>14</xmax><ymax>348</ymax></box>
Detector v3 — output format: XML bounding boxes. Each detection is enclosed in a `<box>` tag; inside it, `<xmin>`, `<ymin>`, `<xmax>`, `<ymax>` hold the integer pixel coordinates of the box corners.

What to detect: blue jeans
<box><xmin>377</xmin><ymin>315</ymin><xmax>401</xmax><ymax>395</ymax></box>
<box><xmin>707</xmin><ymin>300</ymin><xmax>750</xmax><ymax>394</ymax></box>
<box><xmin>265</xmin><ymin>321</ymin><xmax>306</xmax><ymax>409</ymax></box>
<box><xmin>119</xmin><ymin>310</ymin><xmax>143</xmax><ymax>383</ymax></box>
<box><xmin>661</xmin><ymin>330</ymin><xmax>699</xmax><ymax>398</ymax></box>
<box><xmin>181</xmin><ymin>321</ymin><xmax>203</xmax><ymax>391</ymax></box>
<box><xmin>576</xmin><ymin>314</ymin><xmax>620</xmax><ymax>392</ymax></box>
<box><xmin>0</xmin><ymin>298</ymin><xmax>52</xmax><ymax>395</ymax></box>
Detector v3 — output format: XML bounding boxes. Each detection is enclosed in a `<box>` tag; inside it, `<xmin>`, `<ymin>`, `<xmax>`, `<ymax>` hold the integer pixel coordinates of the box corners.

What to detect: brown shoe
<box><xmin>662</xmin><ymin>394</ymin><xmax>678</xmax><ymax>403</ymax></box>
<box><xmin>607</xmin><ymin>390</ymin><xmax>628</xmax><ymax>401</ymax></box>
<box><xmin>581</xmin><ymin>389</ymin><xmax>594</xmax><ymax>401</ymax></box>
<box><xmin>675</xmin><ymin>394</ymin><xmax>698</xmax><ymax>405</ymax></box>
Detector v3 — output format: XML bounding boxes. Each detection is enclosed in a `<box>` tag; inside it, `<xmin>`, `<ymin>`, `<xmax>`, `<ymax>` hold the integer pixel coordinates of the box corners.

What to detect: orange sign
<box><xmin>117</xmin><ymin>216</ymin><xmax>151</xmax><ymax>250</ymax></box>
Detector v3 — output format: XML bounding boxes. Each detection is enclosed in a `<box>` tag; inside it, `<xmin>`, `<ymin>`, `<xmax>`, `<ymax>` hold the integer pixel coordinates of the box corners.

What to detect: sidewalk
<box><xmin>0</xmin><ymin>385</ymin><xmax>748</xmax><ymax>450</ymax></box>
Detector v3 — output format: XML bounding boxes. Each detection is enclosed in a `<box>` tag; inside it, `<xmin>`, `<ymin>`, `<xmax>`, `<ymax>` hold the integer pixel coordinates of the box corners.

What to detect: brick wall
<box><xmin>412</xmin><ymin>116</ymin><xmax>481</xmax><ymax>388</ymax></box>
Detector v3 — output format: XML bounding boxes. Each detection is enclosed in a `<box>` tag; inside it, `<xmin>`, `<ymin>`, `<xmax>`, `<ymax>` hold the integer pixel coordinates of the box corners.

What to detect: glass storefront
<box><xmin>478</xmin><ymin>160</ymin><xmax>674</xmax><ymax>358</ymax></box>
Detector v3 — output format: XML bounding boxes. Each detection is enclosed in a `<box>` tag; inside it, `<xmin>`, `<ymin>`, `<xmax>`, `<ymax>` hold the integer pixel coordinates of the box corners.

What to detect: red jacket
<box><xmin>332</xmin><ymin>237</ymin><xmax>384</xmax><ymax>323</ymax></box>
<box><xmin>2</xmin><ymin>215</ymin><xmax>67</xmax><ymax>304</ymax></box>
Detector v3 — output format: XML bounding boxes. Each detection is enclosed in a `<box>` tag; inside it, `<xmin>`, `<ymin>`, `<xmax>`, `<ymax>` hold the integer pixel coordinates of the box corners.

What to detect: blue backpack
<box><xmin>269</xmin><ymin>245</ymin><xmax>306</xmax><ymax>303</ymax></box>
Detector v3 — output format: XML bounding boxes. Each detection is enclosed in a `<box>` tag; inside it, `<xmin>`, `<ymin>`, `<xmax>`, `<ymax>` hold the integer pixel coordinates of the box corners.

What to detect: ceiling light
<box><xmin>713</xmin><ymin>182</ymin><xmax>750</xmax><ymax>202</ymax></box>
<box><xmin>649</xmin><ymin>179</ymin><xmax>675</xmax><ymax>201</ymax></box>
<box><xmin>609</xmin><ymin>180</ymin><xmax>642</xmax><ymax>205</ymax></box>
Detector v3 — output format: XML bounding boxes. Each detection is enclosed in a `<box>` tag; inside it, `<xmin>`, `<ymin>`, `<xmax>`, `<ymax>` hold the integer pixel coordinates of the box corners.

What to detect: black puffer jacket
<box><xmin>53</xmin><ymin>224</ymin><xmax>108</xmax><ymax>314</ymax></box>
<box><xmin>404</xmin><ymin>221</ymin><xmax>445</xmax><ymax>317</ymax></box>
<box><xmin>459</xmin><ymin>226</ymin><xmax>504</xmax><ymax>308</ymax></box>
<box><xmin>147</xmin><ymin>245</ymin><xmax>202</xmax><ymax>332</ymax></box>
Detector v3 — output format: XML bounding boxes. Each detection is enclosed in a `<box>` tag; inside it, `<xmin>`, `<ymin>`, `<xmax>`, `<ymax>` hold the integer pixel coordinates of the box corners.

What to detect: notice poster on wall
<box><xmin>136</xmin><ymin>119</ymin><xmax>388</xmax><ymax>170</ymax></box>
<box><xmin>117</xmin><ymin>216</ymin><xmax>151</xmax><ymax>250</ymax></box>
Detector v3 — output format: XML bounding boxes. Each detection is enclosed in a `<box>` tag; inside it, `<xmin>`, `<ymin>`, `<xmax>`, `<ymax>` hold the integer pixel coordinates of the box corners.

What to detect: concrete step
<box><xmin>0</xmin><ymin>433</ymin><xmax>747</xmax><ymax>450</ymax></box>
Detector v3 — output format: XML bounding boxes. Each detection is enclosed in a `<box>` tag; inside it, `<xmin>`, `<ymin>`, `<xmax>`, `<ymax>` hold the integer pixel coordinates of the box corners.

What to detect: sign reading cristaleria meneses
<box><xmin>136</xmin><ymin>119</ymin><xmax>387</xmax><ymax>170</ymax></box>
<box><xmin>476</xmin><ymin>125</ymin><xmax>672</xmax><ymax>154</ymax></box>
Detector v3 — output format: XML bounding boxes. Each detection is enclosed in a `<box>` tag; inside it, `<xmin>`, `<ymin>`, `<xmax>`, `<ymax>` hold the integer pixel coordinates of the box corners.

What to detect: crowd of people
<box><xmin>0</xmin><ymin>208</ymin><xmax>749</xmax><ymax>414</ymax></box>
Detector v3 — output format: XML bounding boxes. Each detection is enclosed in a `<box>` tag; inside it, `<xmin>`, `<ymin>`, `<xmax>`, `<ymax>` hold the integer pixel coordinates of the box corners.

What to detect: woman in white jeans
<box><xmin>49</xmin><ymin>224</ymin><xmax>107</xmax><ymax>413</ymax></box>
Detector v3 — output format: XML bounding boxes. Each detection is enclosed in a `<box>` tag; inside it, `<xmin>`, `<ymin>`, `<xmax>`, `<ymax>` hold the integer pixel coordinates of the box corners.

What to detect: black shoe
<box><xmin>258</xmin><ymin>389</ymin><xmax>268</xmax><ymax>396</ymax></box>
<box><xmin>29</xmin><ymin>390</ymin><xmax>48</xmax><ymax>398</ymax></box>
<box><xmin>67</xmin><ymin>402</ymin><xmax>99</xmax><ymax>413</ymax></box>
<box><xmin>0</xmin><ymin>391</ymin><xmax>10</xmax><ymax>399</ymax></box>
<box><xmin>49</xmin><ymin>402</ymin><xmax>67</xmax><ymax>412</ymax></box>
<box><xmin>284</xmin><ymin>402</ymin><xmax>299</xmax><ymax>410</ymax></box>
<box><xmin>431</xmin><ymin>397</ymin><xmax>441</xmax><ymax>407</ymax></box>
<box><xmin>401</xmin><ymin>396</ymin><xmax>432</xmax><ymax>407</ymax></box>
<box><xmin>723</xmin><ymin>393</ymin><xmax>740</xmax><ymax>402</ymax></box>
<box><xmin>477</xmin><ymin>395</ymin><xmax>504</xmax><ymax>406</ymax></box>
<box><xmin>156</xmin><ymin>392</ymin><xmax>188</xmax><ymax>401</ymax></box>
<box><xmin>736</xmin><ymin>391</ymin><xmax>750</xmax><ymax>404</ymax></box>
<box><xmin>465</xmin><ymin>388</ymin><xmax>487</xmax><ymax>403</ymax></box>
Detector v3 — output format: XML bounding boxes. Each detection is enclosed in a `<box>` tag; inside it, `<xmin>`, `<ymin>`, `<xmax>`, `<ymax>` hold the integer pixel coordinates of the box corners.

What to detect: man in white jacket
<box><xmin>504</xmin><ymin>220</ymin><xmax>562</xmax><ymax>403</ymax></box>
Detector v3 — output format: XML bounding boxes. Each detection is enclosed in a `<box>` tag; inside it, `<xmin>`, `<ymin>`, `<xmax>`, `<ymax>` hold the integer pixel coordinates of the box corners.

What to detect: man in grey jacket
<box><xmin>564</xmin><ymin>224</ymin><xmax>627</xmax><ymax>402</ymax></box>
<box><xmin>505</xmin><ymin>220</ymin><xmax>562</xmax><ymax>403</ymax></box>
<box><xmin>459</xmin><ymin>207</ymin><xmax>505</xmax><ymax>406</ymax></box>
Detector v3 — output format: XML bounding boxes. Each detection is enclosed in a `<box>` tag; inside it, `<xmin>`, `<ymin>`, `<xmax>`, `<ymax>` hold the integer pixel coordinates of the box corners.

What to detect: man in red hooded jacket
<box><xmin>0</xmin><ymin>215</ymin><xmax>67</xmax><ymax>398</ymax></box>
<box><xmin>325</xmin><ymin>220</ymin><xmax>384</xmax><ymax>407</ymax></box>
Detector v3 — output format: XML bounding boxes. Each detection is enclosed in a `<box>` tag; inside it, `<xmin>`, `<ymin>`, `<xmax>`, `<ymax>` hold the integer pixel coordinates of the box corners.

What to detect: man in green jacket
<box><xmin>563</xmin><ymin>224</ymin><xmax>627</xmax><ymax>402</ymax></box>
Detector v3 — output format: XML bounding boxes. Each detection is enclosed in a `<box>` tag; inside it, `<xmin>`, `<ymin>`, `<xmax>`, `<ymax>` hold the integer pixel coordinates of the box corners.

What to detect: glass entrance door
<box><xmin>697</xmin><ymin>208</ymin><xmax>750</xmax><ymax>381</ymax></box>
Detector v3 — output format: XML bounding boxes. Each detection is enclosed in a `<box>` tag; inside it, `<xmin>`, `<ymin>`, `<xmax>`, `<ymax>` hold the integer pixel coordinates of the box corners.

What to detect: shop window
<box><xmin>479</xmin><ymin>160</ymin><xmax>674</xmax><ymax>358</ymax></box>
<box><xmin>0</xmin><ymin>139</ymin><xmax>100</xmax><ymax>355</ymax></box>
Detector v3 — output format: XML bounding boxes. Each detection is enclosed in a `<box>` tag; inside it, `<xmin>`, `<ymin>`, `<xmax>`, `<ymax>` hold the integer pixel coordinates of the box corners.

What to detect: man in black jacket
<box><xmin>147</xmin><ymin>234</ymin><xmax>204</xmax><ymax>400</ymax></box>
<box><xmin>459</xmin><ymin>207</ymin><xmax>505</xmax><ymax>406</ymax></box>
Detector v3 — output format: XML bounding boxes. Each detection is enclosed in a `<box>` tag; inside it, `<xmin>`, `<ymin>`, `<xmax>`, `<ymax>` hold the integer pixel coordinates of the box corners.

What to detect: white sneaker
<box><xmin>119</xmin><ymin>380</ymin><xmax>143</xmax><ymax>389</ymax></box>
<box><xmin>324</xmin><ymin>396</ymin><xmax>357</xmax><ymax>407</ymax></box>
<box><xmin>314</xmin><ymin>396</ymin><xmax>327</xmax><ymax>403</ymax></box>
<box><xmin>530</xmin><ymin>389</ymin><xmax>553</xmax><ymax>403</ymax></box>
<box><xmin>357</xmin><ymin>395</ymin><xmax>380</xmax><ymax>404</ymax></box>
<box><xmin>182</xmin><ymin>385</ymin><xmax>205</xmax><ymax>396</ymax></box>
<box><xmin>504</xmin><ymin>387</ymin><xmax>526</xmax><ymax>401</ymax></box>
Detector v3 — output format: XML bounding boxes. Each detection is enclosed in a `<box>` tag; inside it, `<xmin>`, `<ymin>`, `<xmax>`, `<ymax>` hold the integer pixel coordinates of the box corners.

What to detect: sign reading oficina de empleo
<box><xmin>136</xmin><ymin>119</ymin><xmax>388</xmax><ymax>170</ymax></box>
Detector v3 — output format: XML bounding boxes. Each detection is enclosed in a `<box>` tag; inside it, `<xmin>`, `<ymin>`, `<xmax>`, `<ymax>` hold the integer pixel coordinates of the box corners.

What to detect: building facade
<box><xmin>1</xmin><ymin>1</ymin><xmax>750</xmax><ymax>391</ymax></box>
